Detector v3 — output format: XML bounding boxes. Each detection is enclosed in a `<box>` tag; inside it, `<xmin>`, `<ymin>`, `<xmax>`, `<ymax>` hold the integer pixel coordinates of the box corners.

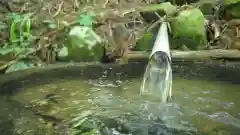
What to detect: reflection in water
<box><xmin>140</xmin><ymin>51</ymin><xmax>172</xmax><ymax>102</ymax></box>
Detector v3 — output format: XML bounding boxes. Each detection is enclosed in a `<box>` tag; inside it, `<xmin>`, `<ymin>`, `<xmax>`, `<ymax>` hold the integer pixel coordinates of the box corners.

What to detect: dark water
<box><xmin>0</xmin><ymin>61</ymin><xmax>240</xmax><ymax>135</ymax></box>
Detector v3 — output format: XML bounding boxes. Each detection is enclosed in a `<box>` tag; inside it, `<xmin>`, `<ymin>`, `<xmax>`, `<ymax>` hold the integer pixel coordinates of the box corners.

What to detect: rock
<box><xmin>170</xmin><ymin>7</ymin><xmax>207</xmax><ymax>50</ymax></box>
<box><xmin>223</xmin><ymin>0</ymin><xmax>240</xmax><ymax>5</ymax></box>
<box><xmin>221</xmin><ymin>1</ymin><xmax>240</xmax><ymax>20</ymax></box>
<box><xmin>57</xmin><ymin>26</ymin><xmax>104</xmax><ymax>62</ymax></box>
<box><xmin>136</xmin><ymin>7</ymin><xmax>207</xmax><ymax>51</ymax></box>
<box><xmin>197</xmin><ymin>0</ymin><xmax>219</xmax><ymax>15</ymax></box>
<box><xmin>135</xmin><ymin>33</ymin><xmax>153</xmax><ymax>51</ymax></box>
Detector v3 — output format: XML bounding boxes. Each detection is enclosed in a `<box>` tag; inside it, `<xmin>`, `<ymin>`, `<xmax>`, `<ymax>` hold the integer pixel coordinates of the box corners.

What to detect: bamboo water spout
<box><xmin>140</xmin><ymin>21</ymin><xmax>172</xmax><ymax>102</ymax></box>
<box><xmin>150</xmin><ymin>21</ymin><xmax>171</xmax><ymax>61</ymax></box>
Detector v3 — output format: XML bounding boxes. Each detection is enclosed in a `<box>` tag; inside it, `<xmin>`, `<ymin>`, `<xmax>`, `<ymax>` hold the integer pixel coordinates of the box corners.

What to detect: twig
<box><xmin>146</xmin><ymin>16</ymin><xmax>174</xmax><ymax>32</ymax></box>
<box><xmin>236</xmin><ymin>27</ymin><xmax>239</xmax><ymax>38</ymax></box>
<box><xmin>53</xmin><ymin>0</ymin><xmax>64</xmax><ymax>17</ymax></box>
<box><xmin>73</xmin><ymin>0</ymin><xmax>79</xmax><ymax>9</ymax></box>
<box><xmin>103</xmin><ymin>0</ymin><xmax>109</xmax><ymax>8</ymax></box>
<box><xmin>209</xmin><ymin>22</ymin><xmax>228</xmax><ymax>45</ymax></box>
<box><xmin>127</xmin><ymin>49</ymin><xmax>240</xmax><ymax>60</ymax></box>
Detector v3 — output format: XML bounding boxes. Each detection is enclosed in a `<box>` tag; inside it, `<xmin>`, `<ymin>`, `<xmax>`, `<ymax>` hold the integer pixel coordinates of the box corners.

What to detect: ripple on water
<box><xmin>7</xmin><ymin>73</ymin><xmax>240</xmax><ymax>135</ymax></box>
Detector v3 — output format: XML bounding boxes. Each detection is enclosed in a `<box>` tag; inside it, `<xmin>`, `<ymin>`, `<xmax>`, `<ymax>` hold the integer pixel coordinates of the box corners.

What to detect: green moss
<box><xmin>224</xmin><ymin>2</ymin><xmax>240</xmax><ymax>19</ymax></box>
<box><xmin>224</xmin><ymin>0</ymin><xmax>240</xmax><ymax>5</ymax></box>
<box><xmin>170</xmin><ymin>8</ymin><xmax>207</xmax><ymax>50</ymax></box>
<box><xmin>135</xmin><ymin>33</ymin><xmax>153</xmax><ymax>51</ymax></box>
<box><xmin>59</xmin><ymin>26</ymin><xmax>104</xmax><ymax>62</ymax></box>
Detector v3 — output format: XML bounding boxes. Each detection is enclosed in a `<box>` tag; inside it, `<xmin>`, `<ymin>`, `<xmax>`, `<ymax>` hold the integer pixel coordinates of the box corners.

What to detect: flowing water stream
<box><xmin>140</xmin><ymin>51</ymin><xmax>172</xmax><ymax>102</ymax></box>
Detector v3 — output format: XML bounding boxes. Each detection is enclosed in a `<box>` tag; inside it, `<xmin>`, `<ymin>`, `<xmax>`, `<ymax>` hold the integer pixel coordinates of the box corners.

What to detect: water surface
<box><xmin>0</xmin><ymin>61</ymin><xmax>240</xmax><ymax>135</ymax></box>
<box><xmin>11</xmin><ymin>71</ymin><xmax>240</xmax><ymax>134</ymax></box>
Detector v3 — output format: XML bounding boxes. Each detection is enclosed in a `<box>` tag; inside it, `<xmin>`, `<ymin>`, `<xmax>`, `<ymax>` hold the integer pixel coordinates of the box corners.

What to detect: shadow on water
<box><xmin>0</xmin><ymin>116</ymin><xmax>14</xmax><ymax>135</ymax></box>
<box><xmin>0</xmin><ymin>96</ymin><xmax>56</xmax><ymax>135</ymax></box>
<box><xmin>0</xmin><ymin>59</ymin><xmax>240</xmax><ymax>96</ymax></box>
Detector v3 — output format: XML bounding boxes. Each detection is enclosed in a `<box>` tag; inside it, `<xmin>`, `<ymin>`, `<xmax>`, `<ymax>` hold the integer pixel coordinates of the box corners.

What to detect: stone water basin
<box><xmin>0</xmin><ymin>59</ymin><xmax>239</xmax><ymax>135</ymax></box>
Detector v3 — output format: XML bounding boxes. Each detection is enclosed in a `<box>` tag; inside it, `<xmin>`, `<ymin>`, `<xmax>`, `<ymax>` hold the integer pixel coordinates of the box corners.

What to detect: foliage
<box><xmin>0</xmin><ymin>0</ymin><xmax>239</xmax><ymax>73</ymax></box>
<box><xmin>70</xmin><ymin>110</ymin><xmax>102</xmax><ymax>135</ymax></box>
<box><xmin>0</xmin><ymin>21</ymin><xmax>8</xmax><ymax>32</ymax></box>
<box><xmin>7</xmin><ymin>12</ymin><xmax>34</xmax><ymax>43</ymax></box>
<box><xmin>58</xmin><ymin>46</ymin><xmax>68</xmax><ymax>57</ymax></box>
<box><xmin>6</xmin><ymin>62</ymin><xmax>35</xmax><ymax>73</ymax></box>
<box><xmin>77</xmin><ymin>13</ymin><xmax>95</xmax><ymax>27</ymax></box>
<box><xmin>224</xmin><ymin>2</ymin><xmax>240</xmax><ymax>19</ymax></box>
<box><xmin>224</xmin><ymin>0</ymin><xmax>240</xmax><ymax>5</ymax></box>
<box><xmin>72</xmin><ymin>117</ymin><xmax>103</xmax><ymax>135</ymax></box>
<box><xmin>0</xmin><ymin>13</ymin><xmax>37</xmax><ymax>73</ymax></box>
<box><xmin>71</xmin><ymin>115</ymin><xmax>126</xmax><ymax>135</ymax></box>
<box><xmin>1</xmin><ymin>11</ymin><xmax>102</xmax><ymax>73</ymax></box>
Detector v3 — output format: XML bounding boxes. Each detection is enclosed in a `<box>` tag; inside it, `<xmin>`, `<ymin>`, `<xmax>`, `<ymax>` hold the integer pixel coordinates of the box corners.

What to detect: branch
<box><xmin>127</xmin><ymin>49</ymin><xmax>240</xmax><ymax>61</ymax></box>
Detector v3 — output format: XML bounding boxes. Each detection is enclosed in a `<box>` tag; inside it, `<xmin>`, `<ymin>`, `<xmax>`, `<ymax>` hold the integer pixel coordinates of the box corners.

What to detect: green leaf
<box><xmin>22</xmin><ymin>32</ymin><xmax>31</xmax><ymax>38</ymax></box>
<box><xmin>0</xmin><ymin>21</ymin><xmax>8</xmax><ymax>30</ymax></box>
<box><xmin>12</xmin><ymin>14</ymin><xmax>22</xmax><ymax>23</ymax></box>
<box><xmin>58</xmin><ymin>46</ymin><xmax>68</xmax><ymax>57</ymax></box>
<box><xmin>78</xmin><ymin>14</ymin><xmax>93</xmax><ymax>27</ymax></box>
<box><xmin>28</xmin><ymin>35</ymin><xmax>38</xmax><ymax>41</ymax></box>
<box><xmin>10</xmin><ymin>22</ymin><xmax>16</xmax><ymax>42</ymax></box>
<box><xmin>0</xmin><ymin>46</ymin><xmax>33</xmax><ymax>55</ymax></box>
<box><xmin>73</xmin><ymin>117</ymin><xmax>88</xmax><ymax>128</ymax></box>
<box><xmin>48</xmin><ymin>23</ymin><xmax>57</xmax><ymax>29</ymax></box>
<box><xmin>0</xmin><ymin>48</ymin><xmax>15</xmax><ymax>55</ymax></box>
<box><xmin>43</xmin><ymin>20</ymin><xmax>54</xmax><ymax>23</ymax></box>
<box><xmin>25</xmin><ymin>18</ymin><xmax>31</xmax><ymax>39</ymax></box>
<box><xmin>21</xmin><ymin>41</ymin><xmax>30</xmax><ymax>47</ymax></box>
<box><xmin>20</xmin><ymin>16</ymin><xmax>28</xmax><ymax>40</ymax></box>
<box><xmin>15</xmin><ymin>47</ymin><xmax>35</xmax><ymax>58</ymax></box>
<box><xmin>6</xmin><ymin>62</ymin><xmax>35</xmax><ymax>73</ymax></box>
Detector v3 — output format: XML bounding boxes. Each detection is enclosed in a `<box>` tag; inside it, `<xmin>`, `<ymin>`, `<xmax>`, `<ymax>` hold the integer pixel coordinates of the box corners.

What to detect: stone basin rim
<box><xmin>1</xmin><ymin>59</ymin><xmax>240</xmax><ymax>80</ymax></box>
<box><xmin>0</xmin><ymin>59</ymin><xmax>240</xmax><ymax>96</ymax></box>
